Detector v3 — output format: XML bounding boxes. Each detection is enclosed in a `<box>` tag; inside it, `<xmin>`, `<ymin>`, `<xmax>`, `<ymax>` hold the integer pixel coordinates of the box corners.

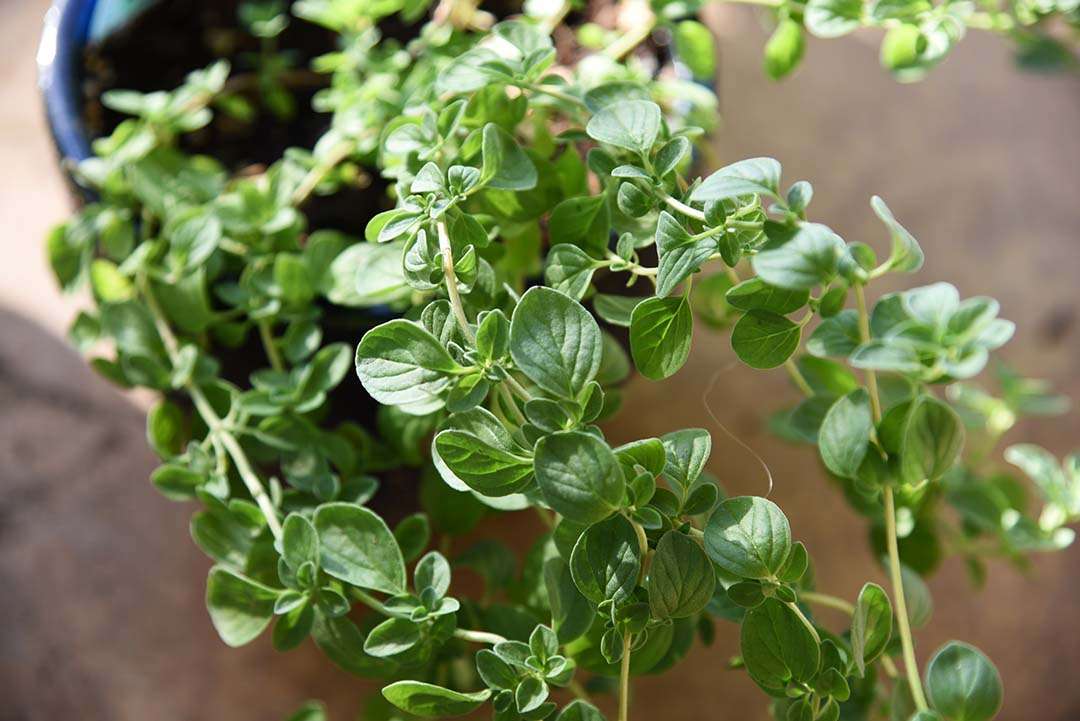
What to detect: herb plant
<box><xmin>47</xmin><ymin>1</ymin><xmax>1077</xmax><ymax>720</ymax></box>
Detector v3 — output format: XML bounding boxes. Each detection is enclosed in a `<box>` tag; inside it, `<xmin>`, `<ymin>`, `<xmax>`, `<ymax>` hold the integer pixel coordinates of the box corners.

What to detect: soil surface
<box><xmin>4</xmin><ymin>1</ymin><xmax>1080</xmax><ymax>720</ymax></box>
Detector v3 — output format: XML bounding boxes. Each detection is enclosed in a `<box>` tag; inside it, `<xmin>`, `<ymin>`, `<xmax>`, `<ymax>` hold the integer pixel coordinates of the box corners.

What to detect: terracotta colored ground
<box><xmin>1</xmin><ymin>1</ymin><xmax>1078</xmax><ymax>719</ymax></box>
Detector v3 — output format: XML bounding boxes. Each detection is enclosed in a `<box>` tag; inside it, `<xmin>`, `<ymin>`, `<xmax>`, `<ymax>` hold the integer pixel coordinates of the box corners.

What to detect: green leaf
<box><xmin>731</xmin><ymin>310</ymin><xmax>801</xmax><ymax>369</ymax></box>
<box><xmin>818</xmin><ymin>389</ymin><xmax>873</xmax><ymax>479</ymax></box>
<box><xmin>740</xmin><ymin>598</ymin><xmax>820</xmax><ymax>692</ymax></box>
<box><xmin>925</xmin><ymin>642</ymin><xmax>1003</xmax><ymax>721</ymax></box>
<box><xmin>629</xmin><ymin>296</ymin><xmax>693</xmax><ymax>380</ymax></box>
<box><xmin>555</xmin><ymin>700</ymin><xmax>607</xmax><ymax>721</ymax></box>
<box><xmin>673</xmin><ymin>21</ymin><xmax>716</xmax><ymax>79</ymax></box>
<box><xmin>355</xmin><ymin>319</ymin><xmax>463</xmax><ymax>415</ymax></box>
<box><xmin>205</xmin><ymin>567</ymin><xmax>278</xmax><ymax>647</ymax></box>
<box><xmin>147</xmin><ymin>399</ymin><xmax>185</xmax><ymax>458</ymax></box>
<box><xmin>382</xmin><ymin>681</ymin><xmax>491</xmax><ymax>718</ymax></box>
<box><xmin>594</xmin><ymin>294</ymin><xmax>642</xmax><ymax>328</ymax></box>
<box><xmin>433</xmin><ymin>429</ymin><xmax>534</xmax><ymax>496</ymax></box>
<box><xmin>481</xmin><ymin>123</ymin><xmax>538</xmax><ymax>190</ymax></box>
<box><xmin>900</xmin><ymin>562</ymin><xmax>933</xmax><ymax>628</ymax></box>
<box><xmin>570</xmin><ymin>513</ymin><xmax>641</xmax><ymax>604</ymax></box>
<box><xmin>534</xmin><ymin>431</ymin><xmax>625</xmax><ymax>524</ymax></box>
<box><xmin>585</xmin><ymin>99</ymin><xmax>662</xmax><ymax>154</ymax></box>
<box><xmin>314</xmin><ymin>503</ymin><xmax>406</xmax><ymax>595</ymax></box>
<box><xmin>364</xmin><ymin>617</ymin><xmax>422</xmax><ymax>658</ymax></box>
<box><xmin>656</xmin><ymin>212</ymin><xmax>717</xmax><ymax>296</ymax></box>
<box><xmin>544</xmin><ymin>556</ymin><xmax>595</xmax><ymax>643</ymax></box>
<box><xmin>807</xmin><ymin>310</ymin><xmax>861</xmax><ymax>358</ymax></box>
<box><xmin>394</xmin><ymin>513</ymin><xmax>431</xmax><ymax>563</ymax></box>
<box><xmin>648</xmin><ymin>530</ymin><xmax>716</xmax><ymax>618</ymax></box>
<box><xmin>690</xmin><ymin>157</ymin><xmax>782</xmax><ymax>203</ymax></box>
<box><xmin>548</xmin><ymin>196</ymin><xmax>611</xmax><ymax>257</ymax></box>
<box><xmin>546</xmin><ymin>244</ymin><xmax>601</xmax><ymax>300</ymax></box>
<box><xmin>850</xmin><ymin>582</ymin><xmax>892</xmax><ymax>677</ymax></box>
<box><xmin>510</xmin><ymin>286</ymin><xmax>602</xmax><ymax>400</ymax></box>
<box><xmin>899</xmin><ymin>395</ymin><xmax>964</xmax><ymax>486</ymax></box>
<box><xmin>661</xmin><ymin>429</ymin><xmax>712</xmax><ymax>489</ymax></box>
<box><xmin>726</xmin><ymin>277</ymin><xmax>809</xmax><ymax>315</ymax></box>
<box><xmin>281</xmin><ymin>513</ymin><xmax>319</xmax><ymax>571</ymax></box>
<box><xmin>704</xmin><ymin>496</ymin><xmax>792</xmax><ymax>579</ymax></box>
<box><xmin>805</xmin><ymin>0</ymin><xmax>863</xmax><ymax>38</ymax></box>
<box><xmin>764</xmin><ymin>18</ymin><xmax>805</xmax><ymax>80</ymax></box>
<box><xmin>752</xmin><ymin>223</ymin><xmax>845</xmax><ymax>290</ymax></box>
<box><xmin>871</xmin><ymin>196</ymin><xmax>924</xmax><ymax>273</ymax></box>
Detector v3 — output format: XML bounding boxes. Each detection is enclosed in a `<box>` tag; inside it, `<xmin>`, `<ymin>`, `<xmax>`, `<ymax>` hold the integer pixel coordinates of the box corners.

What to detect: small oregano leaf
<box><xmin>850</xmin><ymin>582</ymin><xmax>892</xmax><ymax>677</ymax></box>
<box><xmin>510</xmin><ymin>287</ymin><xmax>602</xmax><ymax>400</ymax></box>
<box><xmin>534</xmin><ymin>431</ymin><xmax>625</xmax><ymax>524</ymax></box>
<box><xmin>382</xmin><ymin>681</ymin><xmax>491</xmax><ymax>718</ymax></box>
<box><xmin>924</xmin><ymin>641</ymin><xmax>1003</xmax><ymax>721</ymax></box>
<box><xmin>205</xmin><ymin>567</ymin><xmax>278</xmax><ymax>647</ymax></box>
<box><xmin>818</xmin><ymin>389</ymin><xmax>874</xmax><ymax>479</ymax></box>
<box><xmin>629</xmin><ymin>295</ymin><xmax>693</xmax><ymax>380</ymax></box>
<box><xmin>648</xmin><ymin>530</ymin><xmax>716</xmax><ymax>618</ymax></box>
<box><xmin>314</xmin><ymin>503</ymin><xmax>406</xmax><ymax>595</ymax></box>
<box><xmin>704</xmin><ymin>496</ymin><xmax>792</xmax><ymax>579</ymax></box>
<box><xmin>569</xmin><ymin>513</ymin><xmax>641</xmax><ymax>604</ymax></box>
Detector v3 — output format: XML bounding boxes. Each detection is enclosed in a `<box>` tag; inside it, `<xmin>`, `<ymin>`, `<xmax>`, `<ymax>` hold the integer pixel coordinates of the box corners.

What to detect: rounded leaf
<box><xmin>704</xmin><ymin>496</ymin><xmax>792</xmax><ymax>579</ymax></box>
<box><xmin>925</xmin><ymin>641</ymin><xmax>1003</xmax><ymax>721</ymax></box>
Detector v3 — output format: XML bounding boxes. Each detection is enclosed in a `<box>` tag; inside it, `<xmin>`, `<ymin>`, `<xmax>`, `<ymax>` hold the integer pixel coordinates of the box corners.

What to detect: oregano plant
<box><xmin>47</xmin><ymin>1</ymin><xmax>1078</xmax><ymax>720</ymax></box>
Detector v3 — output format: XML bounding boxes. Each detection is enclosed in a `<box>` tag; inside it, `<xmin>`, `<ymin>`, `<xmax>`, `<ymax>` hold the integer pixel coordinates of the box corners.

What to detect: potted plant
<box><xmin>41</xmin><ymin>0</ymin><xmax>1079</xmax><ymax>720</ymax></box>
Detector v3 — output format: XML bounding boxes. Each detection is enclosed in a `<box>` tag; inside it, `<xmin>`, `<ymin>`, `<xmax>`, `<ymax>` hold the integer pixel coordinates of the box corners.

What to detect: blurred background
<box><xmin>1</xmin><ymin>0</ymin><xmax>1078</xmax><ymax>719</ymax></box>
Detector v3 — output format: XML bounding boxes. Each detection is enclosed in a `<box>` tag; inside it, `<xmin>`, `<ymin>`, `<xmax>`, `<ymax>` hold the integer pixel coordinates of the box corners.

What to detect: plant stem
<box><xmin>567</xmin><ymin>678</ymin><xmax>592</xmax><ymax>702</ymax></box>
<box><xmin>784</xmin><ymin>600</ymin><xmax>821</xmax><ymax>646</ymax></box>
<box><xmin>524</xmin><ymin>83</ymin><xmax>588</xmax><ymax>110</ymax></box>
<box><xmin>619</xmin><ymin>633</ymin><xmax>633</xmax><ymax>721</ymax></box>
<box><xmin>604</xmin><ymin>0</ymin><xmax>656</xmax><ymax>61</ymax></box>
<box><xmin>854</xmin><ymin>281</ymin><xmax>927</xmax><ymax>709</ymax></box>
<box><xmin>799</xmin><ymin>591</ymin><xmax>854</xmax><ymax>614</ymax></box>
<box><xmin>799</xmin><ymin>591</ymin><xmax>900</xmax><ymax>678</ymax></box>
<box><xmin>661</xmin><ymin>192</ymin><xmax>706</xmax><ymax>222</ymax></box>
<box><xmin>883</xmin><ymin>486</ymin><xmax>929</xmax><ymax>709</ymax></box>
<box><xmin>291</xmin><ymin>139</ymin><xmax>355</xmax><ymax>206</ymax></box>
<box><xmin>138</xmin><ymin>274</ymin><xmax>283</xmax><ymax>539</ymax></box>
<box><xmin>353</xmin><ymin>588</ymin><xmax>507</xmax><ymax>644</ymax></box>
<box><xmin>454</xmin><ymin>628</ymin><xmax>509</xmax><ymax>645</ymax></box>
<box><xmin>853</xmin><ymin>284</ymin><xmax>882</xmax><ymax>421</ymax></box>
<box><xmin>540</xmin><ymin>0</ymin><xmax>573</xmax><ymax>33</ymax></box>
<box><xmin>436</xmin><ymin>221</ymin><xmax>476</xmax><ymax>343</ymax></box>
<box><xmin>784</xmin><ymin>358</ymin><xmax>814</xmax><ymax>396</ymax></box>
<box><xmin>258</xmin><ymin>319</ymin><xmax>284</xmax><ymax>371</ymax></box>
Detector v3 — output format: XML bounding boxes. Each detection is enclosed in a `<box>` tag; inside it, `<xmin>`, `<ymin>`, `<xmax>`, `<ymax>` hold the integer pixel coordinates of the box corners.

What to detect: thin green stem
<box><xmin>436</xmin><ymin>220</ymin><xmax>476</xmax><ymax>344</ymax></box>
<box><xmin>540</xmin><ymin>0</ymin><xmax>573</xmax><ymax>33</ymax></box>
<box><xmin>854</xmin><ymin>283</ymin><xmax>883</xmax><ymax>421</ymax></box>
<box><xmin>799</xmin><ymin>591</ymin><xmax>854</xmax><ymax>615</ymax></box>
<box><xmin>801</xmin><ymin>592</ymin><xmax>902</xmax><ymax>679</ymax></box>
<box><xmin>353</xmin><ymin>588</ymin><xmax>508</xmax><ymax>645</ymax></box>
<box><xmin>854</xmin><ymin>280</ymin><xmax>926</xmax><ymax>710</ymax></box>
<box><xmin>258</xmin><ymin>319</ymin><xmax>284</xmax><ymax>371</ymax></box>
<box><xmin>883</xmin><ymin>486</ymin><xmax>929</xmax><ymax>710</ymax></box>
<box><xmin>291</xmin><ymin>139</ymin><xmax>355</xmax><ymax>206</ymax></box>
<box><xmin>567</xmin><ymin>678</ymin><xmax>592</xmax><ymax>703</ymax></box>
<box><xmin>785</xmin><ymin>600</ymin><xmax>821</xmax><ymax>646</ymax></box>
<box><xmin>523</xmin><ymin>83</ymin><xmax>588</xmax><ymax>110</ymax></box>
<box><xmin>604</xmin><ymin>3</ymin><xmax>657</xmax><ymax>61</ymax></box>
<box><xmin>139</xmin><ymin>274</ymin><xmax>283</xmax><ymax>539</ymax></box>
<box><xmin>618</xmin><ymin>633</ymin><xmax>633</xmax><ymax>721</ymax></box>
<box><xmin>661</xmin><ymin>192</ymin><xmax>706</xmax><ymax>222</ymax></box>
<box><xmin>784</xmin><ymin>359</ymin><xmax>814</xmax><ymax>397</ymax></box>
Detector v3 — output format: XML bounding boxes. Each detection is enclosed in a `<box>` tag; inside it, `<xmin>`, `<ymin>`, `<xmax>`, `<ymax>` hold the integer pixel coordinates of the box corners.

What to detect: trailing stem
<box><xmin>139</xmin><ymin>274</ymin><xmax>284</xmax><ymax>539</ymax></box>
<box><xmin>855</xmin><ymin>281</ymin><xmax>928</xmax><ymax>711</ymax></box>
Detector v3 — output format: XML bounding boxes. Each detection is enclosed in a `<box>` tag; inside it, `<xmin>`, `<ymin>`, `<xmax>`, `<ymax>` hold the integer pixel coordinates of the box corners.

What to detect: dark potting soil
<box><xmin>79</xmin><ymin>0</ymin><xmax>399</xmax><ymax>234</ymax></box>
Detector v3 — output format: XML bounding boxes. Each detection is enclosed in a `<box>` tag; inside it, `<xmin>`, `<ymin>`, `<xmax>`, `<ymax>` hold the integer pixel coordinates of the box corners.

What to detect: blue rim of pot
<box><xmin>38</xmin><ymin>0</ymin><xmax>98</xmax><ymax>175</ymax></box>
